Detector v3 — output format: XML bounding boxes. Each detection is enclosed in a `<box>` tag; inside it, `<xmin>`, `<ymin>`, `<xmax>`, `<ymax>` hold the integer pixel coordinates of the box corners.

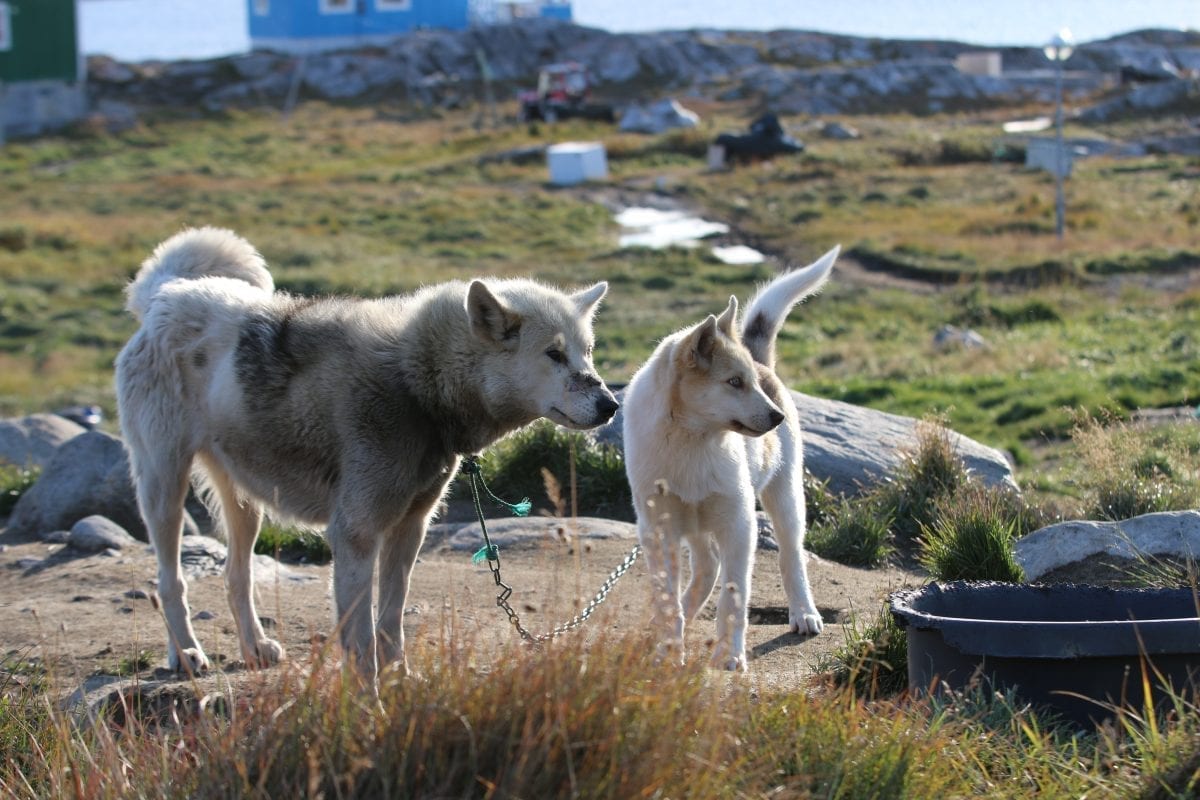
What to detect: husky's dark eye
<box><xmin>728</xmin><ymin>376</ymin><xmax>743</xmax><ymax>389</ymax></box>
<box><xmin>546</xmin><ymin>349</ymin><xmax>567</xmax><ymax>365</ymax></box>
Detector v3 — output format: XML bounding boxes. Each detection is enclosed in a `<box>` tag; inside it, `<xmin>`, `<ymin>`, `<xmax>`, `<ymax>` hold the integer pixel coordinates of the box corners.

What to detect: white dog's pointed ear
<box><xmin>688</xmin><ymin>315</ymin><xmax>720</xmax><ymax>369</ymax></box>
<box><xmin>572</xmin><ymin>282</ymin><xmax>608</xmax><ymax>316</ymax></box>
<box><xmin>716</xmin><ymin>295</ymin><xmax>737</xmax><ymax>337</ymax></box>
<box><xmin>467</xmin><ymin>280</ymin><xmax>521</xmax><ymax>344</ymax></box>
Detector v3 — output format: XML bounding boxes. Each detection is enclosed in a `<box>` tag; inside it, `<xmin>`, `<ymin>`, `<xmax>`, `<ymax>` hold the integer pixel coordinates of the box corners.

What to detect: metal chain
<box><xmin>460</xmin><ymin>455</ymin><xmax>641</xmax><ymax>645</ymax></box>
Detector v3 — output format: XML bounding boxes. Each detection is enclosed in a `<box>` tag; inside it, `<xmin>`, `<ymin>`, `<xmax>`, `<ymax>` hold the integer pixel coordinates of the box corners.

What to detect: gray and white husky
<box><xmin>623</xmin><ymin>247</ymin><xmax>838</xmax><ymax>671</ymax></box>
<box><xmin>116</xmin><ymin>227</ymin><xmax>617</xmax><ymax>682</ymax></box>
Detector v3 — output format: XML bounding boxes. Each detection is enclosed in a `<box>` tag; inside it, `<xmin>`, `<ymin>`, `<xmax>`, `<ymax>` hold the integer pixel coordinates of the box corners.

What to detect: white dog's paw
<box><xmin>790</xmin><ymin>612</ymin><xmax>824</xmax><ymax>636</ymax></box>
<box><xmin>709</xmin><ymin>650</ymin><xmax>748</xmax><ymax>672</ymax></box>
<box><xmin>170</xmin><ymin>647</ymin><xmax>212</xmax><ymax>675</ymax></box>
<box><xmin>244</xmin><ymin>638</ymin><xmax>286</xmax><ymax>669</ymax></box>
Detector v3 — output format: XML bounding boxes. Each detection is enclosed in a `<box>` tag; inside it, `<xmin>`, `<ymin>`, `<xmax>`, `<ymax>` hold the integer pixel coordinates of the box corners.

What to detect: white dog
<box><xmin>623</xmin><ymin>247</ymin><xmax>838</xmax><ymax>670</ymax></box>
<box><xmin>115</xmin><ymin>227</ymin><xmax>617</xmax><ymax>683</ymax></box>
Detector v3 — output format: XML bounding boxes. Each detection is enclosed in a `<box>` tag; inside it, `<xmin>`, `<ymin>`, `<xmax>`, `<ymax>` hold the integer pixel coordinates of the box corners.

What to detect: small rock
<box><xmin>72</xmin><ymin>595</ymin><xmax>93</xmax><ymax>603</ymax></box>
<box><xmin>15</xmin><ymin>557</ymin><xmax>41</xmax><ymax>570</ymax></box>
<box><xmin>820</xmin><ymin>120</ymin><xmax>861</xmax><ymax>140</ymax></box>
<box><xmin>44</xmin><ymin>530</ymin><xmax>70</xmax><ymax>544</ymax></box>
<box><xmin>69</xmin><ymin>515</ymin><xmax>139</xmax><ymax>553</ymax></box>
<box><xmin>193</xmin><ymin>610</ymin><xmax>216</xmax><ymax>621</ymax></box>
<box><xmin>124</xmin><ymin>589</ymin><xmax>150</xmax><ymax>600</ymax></box>
<box><xmin>933</xmin><ymin>324</ymin><xmax>988</xmax><ymax>351</ymax></box>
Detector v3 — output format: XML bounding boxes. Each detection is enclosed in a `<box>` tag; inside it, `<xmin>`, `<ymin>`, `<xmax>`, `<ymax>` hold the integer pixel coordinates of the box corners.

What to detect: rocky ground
<box><xmin>0</xmin><ymin>513</ymin><xmax>922</xmax><ymax>714</ymax></box>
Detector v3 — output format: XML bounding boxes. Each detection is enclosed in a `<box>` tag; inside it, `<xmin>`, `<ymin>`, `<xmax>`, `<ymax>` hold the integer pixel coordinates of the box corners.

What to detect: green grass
<box><xmin>472</xmin><ymin>419</ymin><xmax>632</xmax><ymax>521</ymax></box>
<box><xmin>253</xmin><ymin>521</ymin><xmax>332</xmax><ymax>564</ymax></box>
<box><xmin>1</xmin><ymin>104</ymin><xmax>1197</xmax><ymax>505</ymax></box>
<box><xmin>0</xmin><ymin>462</ymin><xmax>39</xmax><ymax>516</ymax></box>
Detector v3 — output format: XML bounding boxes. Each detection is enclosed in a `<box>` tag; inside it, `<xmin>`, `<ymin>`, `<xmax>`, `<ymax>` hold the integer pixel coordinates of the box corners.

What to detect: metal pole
<box><xmin>1054</xmin><ymin>58</ymin><xmax>1065</xmax><ymax>240</ymax></box>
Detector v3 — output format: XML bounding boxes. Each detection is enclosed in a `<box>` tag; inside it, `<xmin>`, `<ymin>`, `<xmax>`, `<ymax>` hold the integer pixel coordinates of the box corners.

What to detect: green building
<box><xmin>0</xmin><ymin>0</ymin><xmax>86</xmax><ymax>140</ymax></box>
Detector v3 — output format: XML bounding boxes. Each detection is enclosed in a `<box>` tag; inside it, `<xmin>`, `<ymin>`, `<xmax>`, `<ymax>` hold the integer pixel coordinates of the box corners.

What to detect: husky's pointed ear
<box><xmin>687</xmin><ymin>315</ymin><xmax>720</xmax><ymax>369</ymax></box>
<box><xmin>716</xmin><ymin>295</ymin><xmax>738</xmax><ymax>337</ymax></box>
<box><xmin>467</xmin><ymin>280</ymin><xmax>521</xmax><ymax>345</ymax></box>
<box><xmin>572</xmin><ymin>282</ymin><xmax>608</xmax><ymax>316</ymax></box>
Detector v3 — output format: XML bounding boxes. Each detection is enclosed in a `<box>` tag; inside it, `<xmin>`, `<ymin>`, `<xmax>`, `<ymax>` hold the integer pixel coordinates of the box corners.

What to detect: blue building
<box><xmin>248</xmin><ymin>0</ymin><xmax>572</xmax><ymax>54</ymax></box>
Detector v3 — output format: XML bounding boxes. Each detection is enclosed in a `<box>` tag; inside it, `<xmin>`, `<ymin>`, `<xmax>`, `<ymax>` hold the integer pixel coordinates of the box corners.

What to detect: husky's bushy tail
<box><xmin>125</xmin><ymin>226</ymin><xmax>274</xmax><ymax>321</ymax></box>
<box><xmin>741</xmin><ymin>246</ymin><xmax>839</xmax><ymax>369</ymax></box>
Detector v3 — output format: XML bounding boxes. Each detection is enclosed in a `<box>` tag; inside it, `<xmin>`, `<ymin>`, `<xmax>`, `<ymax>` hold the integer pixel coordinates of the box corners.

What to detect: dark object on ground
<box><xmin>518</xmin><ymin>62</ymin><xmax>615</xmax><ymax>123</ymax></box>
<box><xmin>714</xmin><ymin>113</ymin><xmax>804</xmax><ymax>164</ymax></box>
<box><xmin>891</xmin><ymin>581</ymin><xmax>1200</xmax><ymax>727</ymax></box>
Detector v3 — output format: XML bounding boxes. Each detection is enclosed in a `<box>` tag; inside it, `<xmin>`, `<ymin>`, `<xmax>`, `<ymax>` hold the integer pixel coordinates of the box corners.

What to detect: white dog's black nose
<box><xmin>767</xmin><ymin>409</ymin><xmax>785</xmax><ymax>429</ymax></box>
<box><xmin>595</xmin><ymin>395</ymin><xmax>619</xmax><ymax>422</ymax></box>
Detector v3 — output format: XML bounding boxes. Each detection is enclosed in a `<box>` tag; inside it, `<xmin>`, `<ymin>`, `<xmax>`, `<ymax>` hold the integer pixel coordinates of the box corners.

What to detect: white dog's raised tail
<box><xmin>741</xmin><ymin>245</ymin><xmax>839</xmax><ymax>369</ymax></box>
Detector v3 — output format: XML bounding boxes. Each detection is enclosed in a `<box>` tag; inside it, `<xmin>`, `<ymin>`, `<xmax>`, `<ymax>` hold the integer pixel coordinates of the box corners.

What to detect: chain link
<box><xmin>462</xmin><ymin>455</ymin><xmax>641</xmax><ymax>645</ymax></box>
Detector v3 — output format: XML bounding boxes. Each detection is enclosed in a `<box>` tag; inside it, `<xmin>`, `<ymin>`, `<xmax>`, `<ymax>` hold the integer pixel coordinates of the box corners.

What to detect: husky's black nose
<box><xmin>767</xmin><ymin>409</ymin><xmax>785</xmax><ymax>430</ymax></box>
<box><xmin>595</xmin><ymin>395</ymin><xmax>619</xmax><ymax>423</ymax></box>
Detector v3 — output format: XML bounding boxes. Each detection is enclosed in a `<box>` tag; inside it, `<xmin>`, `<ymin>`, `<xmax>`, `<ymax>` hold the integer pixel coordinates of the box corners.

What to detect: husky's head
<box><xmin>466</xmin><ymin>279</ymin><xmax>618</xmax><ymax>430</ymax></box>
<box><xmin>671</xmin><ymin>296</ymin><xmax>784</xmax><ymax>437</ymax></box>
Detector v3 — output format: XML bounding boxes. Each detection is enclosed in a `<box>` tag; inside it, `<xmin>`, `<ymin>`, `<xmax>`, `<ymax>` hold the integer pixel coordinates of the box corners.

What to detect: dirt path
<box><xmin>0</xmin><ymin>521</ymin><xmax>922</xmax><ymax>702</ymax></box>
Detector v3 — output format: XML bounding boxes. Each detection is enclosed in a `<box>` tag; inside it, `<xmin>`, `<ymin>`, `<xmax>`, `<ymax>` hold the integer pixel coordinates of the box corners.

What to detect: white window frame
<box><xmin>253</xmin><ymin>0</ymin><xmax>269</xmax><ymax>16</ymax></box>
<box><xmin>376</xmin><ymin>0</ymin><xmax>412</xmax><ymax>10</ymax></box>
<box><xmin>0</xmin><ymin>4</ymin><xmax>12</xmax><ymax>53</ymax></box>
<box><xmin>319</xmin><ymin>0</ymin><xmax>355</xmax><ymax>14</ymax></box>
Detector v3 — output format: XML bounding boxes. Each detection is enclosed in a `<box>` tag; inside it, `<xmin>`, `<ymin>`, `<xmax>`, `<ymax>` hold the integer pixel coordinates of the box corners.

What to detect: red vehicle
<box><xmin>518</xmin><ymin>62</ymin><xmax>615</xmax><ymax>123</ymax></box>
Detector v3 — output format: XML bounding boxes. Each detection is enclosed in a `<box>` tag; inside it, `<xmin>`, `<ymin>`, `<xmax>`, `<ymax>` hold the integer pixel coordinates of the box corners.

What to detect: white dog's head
<box><xmin>466</xmin><ymin>279</ymin><xmax>618</xmax><ymax>430</ymax></box>
<box><xmin>671</xmin><ymin>296</ymin><xmax>784</xmax><ymax>437</ymax></box>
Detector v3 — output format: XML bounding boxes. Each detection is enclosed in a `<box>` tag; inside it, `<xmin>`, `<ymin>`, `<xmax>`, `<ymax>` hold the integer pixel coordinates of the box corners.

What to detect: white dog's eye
<box><xmin>546</xmin><ymin>349</ymin><xmax>567</xmax><ymax>365</ymax></box>
<box><xmin>727</xmin><ymin>376</ymin><xmax>743</xmax><ymax>389</ymax></box>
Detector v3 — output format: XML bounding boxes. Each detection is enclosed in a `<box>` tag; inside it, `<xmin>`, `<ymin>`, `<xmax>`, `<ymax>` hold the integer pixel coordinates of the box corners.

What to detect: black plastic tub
<box><xmin>890</xmin><ymin>582</ymin><xmax>1200</xmax><ymax>725</ymax></box>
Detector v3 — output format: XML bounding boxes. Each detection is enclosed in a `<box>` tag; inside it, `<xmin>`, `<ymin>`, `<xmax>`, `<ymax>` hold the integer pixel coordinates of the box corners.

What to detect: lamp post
<box><xmin>1044</xmin><ymin>28</ymin><xmax>1074</xmax><ymax>241</ymax></box>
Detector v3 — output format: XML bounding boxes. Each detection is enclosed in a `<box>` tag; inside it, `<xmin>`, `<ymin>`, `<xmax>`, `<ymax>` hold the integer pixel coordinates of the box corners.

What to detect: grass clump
<box><xmin>476</xmin><ymin>420</ymin><xmax>631</xmax><ymax>521</ymax></box>
<box><xmin>875</xmin><ymin>418</ymin><xmax>969</xmax><ymax>544</ymax></box>
<box><xmin>808</xmin><ymin>495</ymin><xmax>894</xmax><ymax>567</ymax></box>
<box><xmin>918</xmin><ymin>486</ymin><xmax>1026</xmax><ymax>582</ymax></box>
<box><xmin>820</xmin><ymin>604</ymin><xmax>909</xmax><ymax>698</ymax></box>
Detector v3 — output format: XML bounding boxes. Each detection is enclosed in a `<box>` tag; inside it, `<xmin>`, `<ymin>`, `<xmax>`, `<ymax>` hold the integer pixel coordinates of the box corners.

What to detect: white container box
<box><xmin>547</xmin><ymin>141</ymin><xmax>608</xmax><ymax>185</ymax></box>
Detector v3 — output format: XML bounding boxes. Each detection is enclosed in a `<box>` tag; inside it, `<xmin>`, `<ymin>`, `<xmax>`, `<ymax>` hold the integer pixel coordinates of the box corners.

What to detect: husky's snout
<box><xmin>594</xmin><ymin>392</ymin><xmax>619</xmax><ymax>423</ymax></box>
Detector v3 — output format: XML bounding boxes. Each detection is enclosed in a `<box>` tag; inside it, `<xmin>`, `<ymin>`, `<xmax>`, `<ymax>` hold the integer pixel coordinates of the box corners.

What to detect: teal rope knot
<box><xmin>459</xmin><ymin>455</ymin><xmax>531</xmax><ymax>518</ymax></box>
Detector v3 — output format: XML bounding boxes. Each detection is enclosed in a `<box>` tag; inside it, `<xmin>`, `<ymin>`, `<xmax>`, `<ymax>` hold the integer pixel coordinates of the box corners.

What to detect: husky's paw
<box><xmin>790</xmin><ymin>612</ymin><xmax>824</xmax><ymax>636</ymax></box>
<box><xmin>170</xmin><ymin>647</ymin><xmax>212</xmax><ymax>675</ymax></box>
<box><xmin>244</xmin><ymin>638</ymin><xmax>286</xmax><ymax>669</ymax></box>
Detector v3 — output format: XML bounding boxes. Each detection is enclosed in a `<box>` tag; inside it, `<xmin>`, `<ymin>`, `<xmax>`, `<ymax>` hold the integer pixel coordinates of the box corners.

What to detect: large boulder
<box><xmin>591</xmin><ymin>389</ymin><xmax>1017</xmax><ymax>497</ymax></box>
<box><xmin>0</xmin><ymin>413</ymin><xmax>86</xmax><ymax>470</ymax></box>
<box><xmin>1015</xmin><ymin>510</ymin><xmax>1200</xmax><ymax>581</ymax></box>
<box><xmin>5</xmin><ymin>430</ymin><xmax>198</xmax><ymax>542</ymax></box>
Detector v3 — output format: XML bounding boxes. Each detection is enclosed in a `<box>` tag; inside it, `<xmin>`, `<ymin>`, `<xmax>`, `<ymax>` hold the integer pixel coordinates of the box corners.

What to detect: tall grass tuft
<box><xmin>820</xmin><ymin>604</ymin><xmax>910</xmax><ymax>699</ymax></box>
<box><xmin>808</xmin><ymin>496</ymin><xmax>894</xmax><ymax>567</ymax></box>
<box><xmin>875</xmin><ymin>418</ymin><xmax>968</xmax><ymax>545</ymax></box>
<box><xmin>918</xmin><ymin>485</ymin><xmax>1025</xmax><ymax>582</ymax></box>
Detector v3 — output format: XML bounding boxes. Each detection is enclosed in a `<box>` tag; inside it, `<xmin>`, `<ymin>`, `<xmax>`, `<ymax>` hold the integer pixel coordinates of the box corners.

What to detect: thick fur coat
<box><xmin>116</xmin><ymin>227</ymin><xmax>617</xmax><ymax>682</ymax></box>
<box><xmin>622</xmin><ymin>247</ymin><xmax>838</xmax><ymax>670</ymax></box>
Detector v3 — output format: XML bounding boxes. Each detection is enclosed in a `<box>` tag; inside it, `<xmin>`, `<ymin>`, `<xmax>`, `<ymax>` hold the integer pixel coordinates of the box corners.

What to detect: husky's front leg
<box><xmin>328</xmin><ymin>512</ymin><xmax>382</xmax><ymax>684</ymax></box>
<box><xmin>705</xmin><ymin>495</ymin><xmax>756</xmax><ymax>671</ymax></box>
<box><xmin>376</xmin><ymin>478</ymin><xmax>449</xmax><ymax>676</ymax></box>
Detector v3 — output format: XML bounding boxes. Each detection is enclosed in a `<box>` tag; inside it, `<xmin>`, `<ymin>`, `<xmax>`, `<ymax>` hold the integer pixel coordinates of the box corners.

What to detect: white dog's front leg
<box><xmin>705</xmin><ymin>496</ymin><xmax>756</xmax><ymax>671</ymax></box>
<box><xmin>761</xmin><ymin>475</ymin><xmax>823</xmax><ymax>636</ymax></box>
<box><xmin>637</xmin><ymin>492</ymin><xmax>689</xmax><ymax>663</ymax></box>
